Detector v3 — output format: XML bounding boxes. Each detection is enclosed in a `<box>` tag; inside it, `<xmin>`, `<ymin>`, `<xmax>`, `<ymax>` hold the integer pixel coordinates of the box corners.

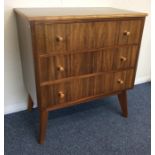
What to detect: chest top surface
<box><xmin>14</xmin><ymin>7</ymin><xmax>147</xmax><ymax>21</ymax></box>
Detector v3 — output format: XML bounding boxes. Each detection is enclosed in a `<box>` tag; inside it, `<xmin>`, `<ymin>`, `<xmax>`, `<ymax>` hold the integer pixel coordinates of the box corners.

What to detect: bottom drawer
<box><xmin>40</xmin><ymin>69</ymin><xmax>134</xmax><ymax>107</ymax></box>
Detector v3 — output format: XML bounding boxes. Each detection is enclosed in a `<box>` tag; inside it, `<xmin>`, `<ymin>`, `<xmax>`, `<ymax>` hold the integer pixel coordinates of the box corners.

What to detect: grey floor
<box><xmin>5</xmin><ymin>82</ymin><xmax>151</xmax><ymax>155</ymax></box>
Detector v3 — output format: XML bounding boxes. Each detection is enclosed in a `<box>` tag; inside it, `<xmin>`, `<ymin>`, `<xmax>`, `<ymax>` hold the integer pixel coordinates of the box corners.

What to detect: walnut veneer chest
<box><xmin>14</xmin><ymin>7</ymin><xmax>147</xmax><ymax>144</ymax></box>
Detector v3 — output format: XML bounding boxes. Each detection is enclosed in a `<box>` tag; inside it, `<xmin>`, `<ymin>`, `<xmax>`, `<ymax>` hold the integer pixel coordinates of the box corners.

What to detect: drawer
<box><xmin>34</xmin><ymin>24</ymin><xmax>67</xmax><ymax>54</ymax></box>
<box><xmin>118</xmin><ymin>19</ymin><xmax>143</xmax><ymax>45</ymax></box>
<box><xmin>40</xmin><ymin>69</ymin><xmax>134</xmax><ymax>107</ymax></box>
<box><xmin>112</xmin><ymin>69</ymin><xmax>134</xmax><ymax>91</ymax></box>
<box><xmin>39</xmin><ymin>49</ymin><xmax>114</xmax><ymax>83</ymax></box>
<box><xmin>33</xmin><ymin>21</ymin><xmax>118</xmax><ymax>54</ymax></box>
<box><xmin>69</xmin><ymin>21</ymin><xmax>118</xmax><ymax>50</ymax></box>
<box><xmin>113</xmin><ymin>46</ymin><xmax>139</xmax><ymax>70</ymax></box>
<box><xmin>39</xmin><ymin>46</ymin><xmax>137</xmax><ymax>83</ymax></box>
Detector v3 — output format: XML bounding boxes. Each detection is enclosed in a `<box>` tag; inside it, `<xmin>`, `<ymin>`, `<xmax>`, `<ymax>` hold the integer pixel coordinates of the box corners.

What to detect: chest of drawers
<box><xmin>15</xmin><ymin>7</ymin><xmax>147</xmax><ymax>144</ymax></box>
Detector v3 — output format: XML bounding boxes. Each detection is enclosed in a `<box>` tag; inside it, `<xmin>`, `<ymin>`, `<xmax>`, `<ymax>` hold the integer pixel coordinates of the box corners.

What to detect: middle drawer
<box><xmin>39</xmin><ymin>46</ymin><xmax>138</xmax><ymax>83</ymax></box>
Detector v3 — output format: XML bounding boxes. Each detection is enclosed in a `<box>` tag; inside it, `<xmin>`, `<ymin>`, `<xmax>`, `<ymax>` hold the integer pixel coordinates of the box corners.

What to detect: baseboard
<box><xmin>4</xmin><ymin>76</ymin><xmax>151</xmax><ymax>115</ymax></box>
<box><xmin>134</xmin><ymin>76</ymin><xmax>151</xmax><ymax>85</ymax></box>
<box><xmin>4</xmin><ymin>102</ymin><xmax>27</xmax><ymax>115</ymax></box>
<box><xmin>4</xmin><ymin>102</ymin><xmax>38</xmax><ymax>115</ymax></box>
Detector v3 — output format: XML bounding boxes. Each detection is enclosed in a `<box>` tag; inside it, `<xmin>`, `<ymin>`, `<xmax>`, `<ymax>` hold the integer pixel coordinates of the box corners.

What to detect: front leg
<box><xmin>117</xmin><ymin>90</ymin><xmax>128</xmax><ymax>117</ymax></box>
<box><xmin>39</xmin><ymin>109</ymin><xmax>48</xmax><ymax>144</ymax></box>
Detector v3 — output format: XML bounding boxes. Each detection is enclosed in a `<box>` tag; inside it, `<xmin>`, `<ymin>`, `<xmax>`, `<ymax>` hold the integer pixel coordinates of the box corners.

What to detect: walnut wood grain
<box><xmin>33</xmin><ymin>21</ymin><xmax>118</xmax><ymax>54</ymax></box>
<box><xmin>15</xmin><ymin>8</ymin><xmax>146</xmax><ymax>144</ymax></box>
<box><xmin>118</xmin><ymin>19</ymin><xmax>143</xmax><ymax>45</ymax></box>
<box><xmin>28</xmin><ymin>95</ymin><xmax>33</xmax><ymax>111</ymax></box>
<box><xmin>31</xmin><ymin>19</ymin><xmax>144</xmax><ymax>54</ymax></box>
<box><xmin>118</xmin><ymin>90</ymin><xmax>128</xmax><ymax>117</ymax></box>
<box><xmin>113</xmin><ymin>46</ymin><xmax>139</xmax><ymax>70</ymax></box>
<box><xmin>40</xmin><ymin>69</ymin><xmax>134</xmax><ymax>108</ymax></box>
<box><xmin>39</xmin><ymin>69</ymin><xmax>134</xmax><ymax>86</ymax></box>
<box><xmin>14</xmin><ymin>7</ymin><xmax>147</xmax><ymax>22</ymax></box>
<box><xmin>39</xmin><ymin>110</ymin><xmax>48</xmax><ymax>144</ymax></box>
<box><xmin>39</xmin><ymin>49</ymin><xmax>114</xmax><ymax>82</ymax></box>
<box><xmin>46</xmin><ymin>90</ymin><xmax>128</xmax><ymax>112</ymax></box>
<box><xmin>39</xmin><ymin>46</ymin><xmax>138</xmax><ymax>83</ymax></box>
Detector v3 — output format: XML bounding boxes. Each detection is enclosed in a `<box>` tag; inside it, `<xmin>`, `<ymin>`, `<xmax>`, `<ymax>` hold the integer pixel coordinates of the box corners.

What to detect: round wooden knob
<box><xmin>117</xmin><ymin>79</ymin><xmax>124</xmax><ymax>84</ymax></box>
<box><xmin>57</xmin><ymin>65</ymin><xmax>64</xmax><ymax>71</ymax></box>
<box><xmin>123</xmin><ymin>31</ymin><xmax>130</xmax><ymax>36</ymax></box>
<box><xmin>56</xmin><ymin>35</ymin><xmax>63</xmax><ymax>42</ymax></box>
<box><xmin>120</xmin><ymin>56</ymin><xmax>127</xmax><ymax>62</ymax></box>
<box><xmin>58</xmin><ymin>91</ymin><xmax>65</xmax><ymax>98</ymax></box>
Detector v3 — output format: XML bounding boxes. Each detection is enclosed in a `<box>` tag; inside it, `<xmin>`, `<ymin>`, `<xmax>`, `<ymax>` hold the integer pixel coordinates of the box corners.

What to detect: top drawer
<box><xmin>33</xmin><ymin>21</ymin><xmax>118</xmax><ymax>54</ymax></box>
<box><xmin>118</xmin><ymin>19</ymin><xmax>143</xmax><ymax>45</ymax></box>
<box><xmin>33</xmin><ymin>19</ymin><xmax>143</xmax><ymax>54</ymax></box>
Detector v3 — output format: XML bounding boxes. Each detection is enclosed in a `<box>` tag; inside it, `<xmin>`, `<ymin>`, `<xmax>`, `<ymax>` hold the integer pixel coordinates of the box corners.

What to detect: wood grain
<box><xmin>118</xmin><ymin>19</ymin><xmax>143</xmax><ymax>45</ymax></box>
<box><xmin>39</xmin><ymin>49</ymin><xmax>114</xmax><ymax>82</ymax></box>
<box><xmin>113</xmin><ymin>46</ymin><xmax>139</xmax><ymax>70</ymax></box>
<box><xmin>118</xmin><ymin>91</ymin><xmax>128</xmax><ymax>117</ymax></box>
<box><xmin>40</xmin><ymin>69</ymin><xmax>134</xmax><ymax>107</ymax></box>
<box><xmin>39</xmin><ymin>110</ymin><xmax>48</xmax><ymax>144</ymax></box>
<box><xmin>14</xmin><ymin>7</ymin><xmax>147</xmax><ymax>22</ymax></box>
<box><xmin>33</xmin><ymin>21</ymin><xmax>119</xmax><ymax>54</ymax></box>
<box><xmin>15</xmin><ymin>8</ymin><xmax>146</xmax><ymax>144</ymax></box>
<box><xmin>28</xmin><ymin>95</ymin><xmax>33</xmax><ymax>111</ymax></box>
<box><xmin>39</xmin><ymin>45</ymin><xmax>138</xmax><ymax>83</ymax></box>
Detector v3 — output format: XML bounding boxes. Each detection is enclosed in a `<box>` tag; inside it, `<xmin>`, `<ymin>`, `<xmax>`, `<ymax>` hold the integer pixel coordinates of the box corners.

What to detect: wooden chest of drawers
<box><xmin>15</xmin><ymin>7</ymin><xmax>147</xmax><ymax>144</ymax></box>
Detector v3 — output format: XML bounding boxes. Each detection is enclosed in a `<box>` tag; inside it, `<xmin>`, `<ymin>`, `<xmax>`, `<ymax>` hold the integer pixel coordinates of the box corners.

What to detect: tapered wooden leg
<box><xmin>39</xmin><ymin>110</ymin><xmax>48</xmax><ymax>144</ymax></box>
<box><xmin>117</xmin><ymin>90</ymin><xmax>128</xmax><ymax>117</ymax></box>
<box><xmin>28</xmin><ymin>95</ymin><xmax>33</xmax><ymax>111</ymax></box>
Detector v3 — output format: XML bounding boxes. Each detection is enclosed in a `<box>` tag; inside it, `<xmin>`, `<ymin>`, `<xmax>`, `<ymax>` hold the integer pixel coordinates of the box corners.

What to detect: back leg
<box><xmin>28</xmin><ymin>95</ymin><xmax>33</xmax><ymax>111</ymax></box>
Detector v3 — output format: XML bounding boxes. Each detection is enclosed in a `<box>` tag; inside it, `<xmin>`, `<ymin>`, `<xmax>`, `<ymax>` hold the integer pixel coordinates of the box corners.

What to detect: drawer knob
<box><xmin>58</xmin><ymin>91</ymin><xmax>65</xmax><ymax>98</ymax></box>
<box><xmin>120</xmin><ymin>56</ymin><xmax>127</xmax><ymax>62</ymax></box>
<box><xmin>57</xmin><ymin>65</ymin><xmax>64</xmax><ymax>71</ymax></box>
<box><xmin>56</xmin><ymin>36</ymin><xmax>63</xmax><ymax>42</ymax></box>
<box><xmin>123</xmin><ymin>31</ymin><xmax>130</xmax><ymax>36</ymax></box>
<box><xmin>117</xmin><ymin>79</ymin><xmax>124</xmax><ymax>84</ymax></box>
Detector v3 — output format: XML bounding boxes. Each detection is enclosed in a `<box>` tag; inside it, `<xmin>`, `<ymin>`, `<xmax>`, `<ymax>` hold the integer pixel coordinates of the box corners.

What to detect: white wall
<box><xmin>4</xmin><ymin>0</ymin><xmax>151</xmax><ymax>114</ymax></box>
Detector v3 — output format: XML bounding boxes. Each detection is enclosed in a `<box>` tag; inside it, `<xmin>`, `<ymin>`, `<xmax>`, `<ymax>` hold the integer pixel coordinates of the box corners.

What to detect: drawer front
<box><xmin>39</xmin><ymin>46</ymin><xmax>137</xmax><ymax>83</ymax></box>
<box><xmin>118</xmin><ymin>19</ymin><xmax>143</xmax><ymax>45</ymax></box>
<box><xmin>68</xmin><ymin>21</ymin><xmax>118</xmax><ymax>50</ymax></box>
<box><xmin>40</xmin><ymin>69</ymin><xmax>134</xmax><ymax>107</ymax></box>
<box><xmin>113</xmin><ymin>46</ymin><xmax>139</xmax><ymax>70</ymax></box>
<box><xmin>39</xmin><ymin>49</ymin><xmax>114</xmax><ymax>83</ymax></box>
<box><xmin>34</xmin><ymin>24</ymin><xmax>67</xmax><ymax>54</ymax></box>
<box><xmin>112</xmin><ymin>69</ymin><xmax>134</xmax><ymax>91</ymax></box>
<box><xmin>34</xmin><ymin>21</ymin><xmax>118</xmax><ymax>54</ymax></box>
